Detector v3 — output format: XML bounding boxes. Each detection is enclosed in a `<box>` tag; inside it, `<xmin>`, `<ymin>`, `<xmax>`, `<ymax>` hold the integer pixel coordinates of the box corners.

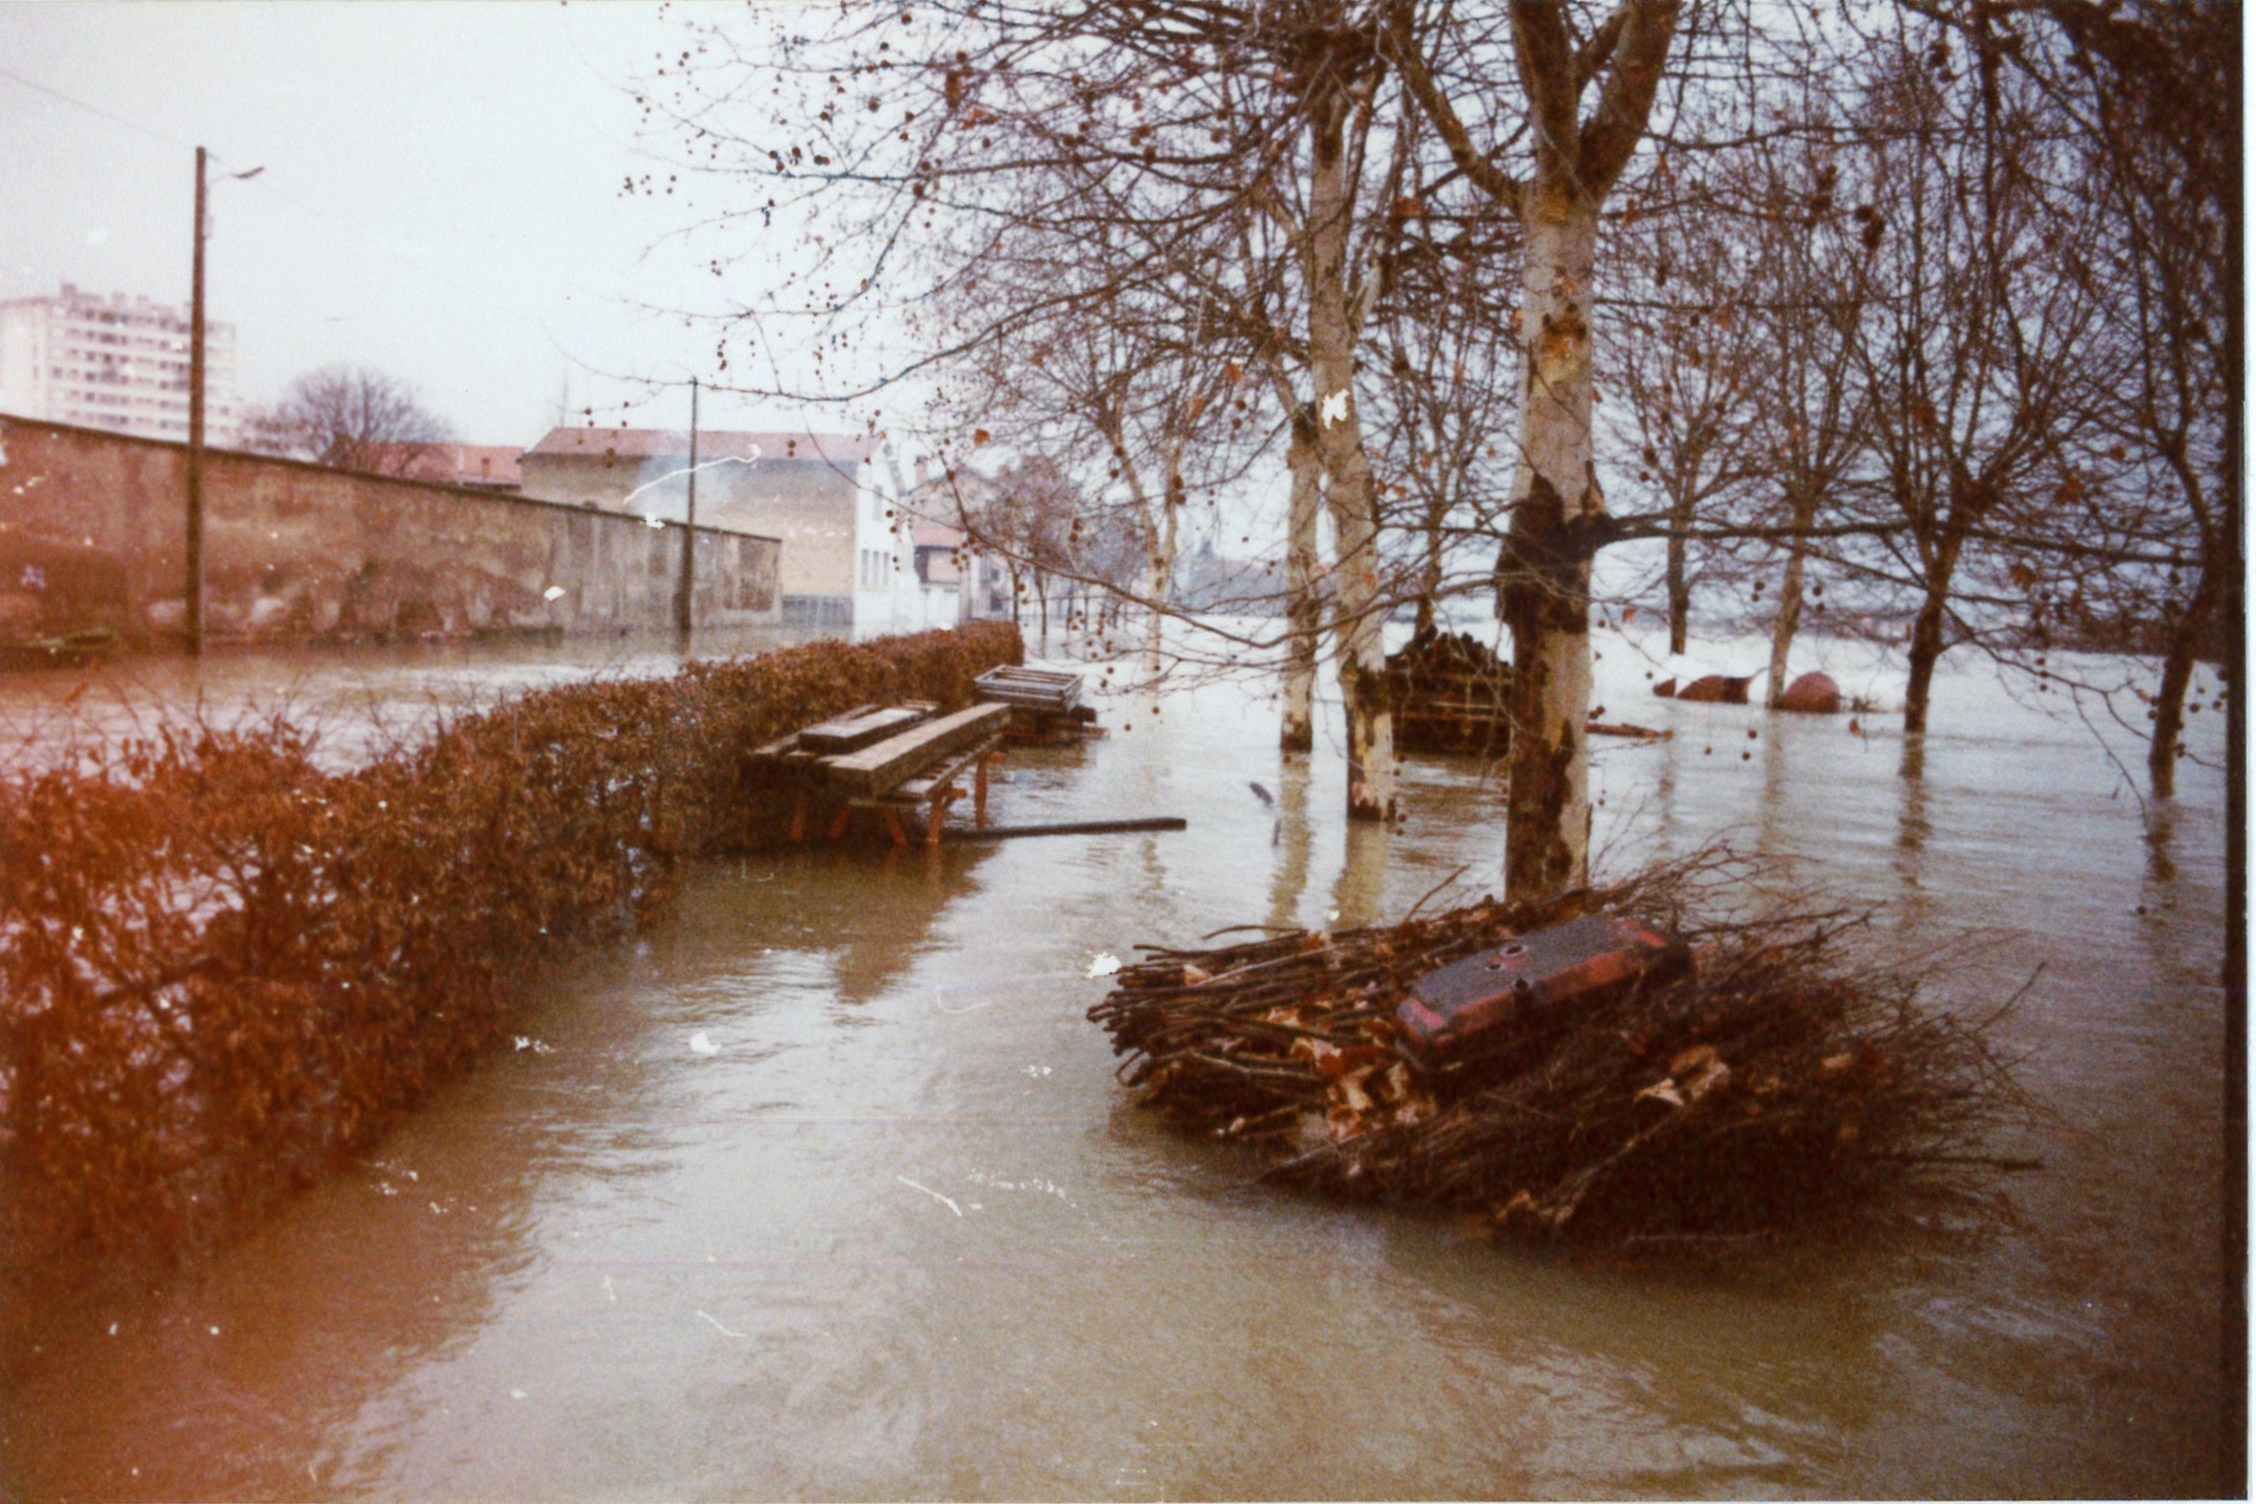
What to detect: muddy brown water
<box><xmin>0</xmin><ymin>627</ymin><xmax>2234</xmax><ymax>1499</ymax></box>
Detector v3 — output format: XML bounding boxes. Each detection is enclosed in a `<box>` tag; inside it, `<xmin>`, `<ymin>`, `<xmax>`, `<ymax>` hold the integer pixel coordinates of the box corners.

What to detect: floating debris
<box><xmin>1087</xmin><ymin>852</ymin><xmax>2029</xmax><ymax>1252</ymax></box>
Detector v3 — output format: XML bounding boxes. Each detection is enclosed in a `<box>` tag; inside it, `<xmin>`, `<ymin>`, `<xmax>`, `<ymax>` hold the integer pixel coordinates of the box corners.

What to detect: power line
<box><xmin>0</xmin><ymin>60</ymin><xmax>199</xmax><ymax>156</ymax></box>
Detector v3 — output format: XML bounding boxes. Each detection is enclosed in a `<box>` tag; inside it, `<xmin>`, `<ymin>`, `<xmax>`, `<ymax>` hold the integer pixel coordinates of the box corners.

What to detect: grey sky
<box><xmin>0</xmin><ymin>2</ymin><xmax>811</xmax><ymax>447</ymax></box>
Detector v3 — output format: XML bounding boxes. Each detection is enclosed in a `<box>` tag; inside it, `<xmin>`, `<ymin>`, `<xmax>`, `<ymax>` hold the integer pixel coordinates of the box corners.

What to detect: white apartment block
<box><xmin>0</xmin><ymin>283</ymin><xmax>242</xmax><ymax>447</ymax></box>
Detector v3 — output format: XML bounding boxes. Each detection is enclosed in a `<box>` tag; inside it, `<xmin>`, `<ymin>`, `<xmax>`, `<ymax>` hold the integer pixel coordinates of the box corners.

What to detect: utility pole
<box><xmin>185</xmin><ymin>146</ymin><xmax>207</xmax><ymax>656</ymax></box>
<box><xmin>675</xmin><ymin>375</ymin><xmax>699</xmax><ymax>640</ymax></box>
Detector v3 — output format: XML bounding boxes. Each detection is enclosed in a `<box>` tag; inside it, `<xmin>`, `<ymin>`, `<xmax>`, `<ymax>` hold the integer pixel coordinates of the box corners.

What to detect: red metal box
<box><xmin>1396</xmin><ymin>912</ymin><xmax>1689</xmax><ymax>1062</ymax></box>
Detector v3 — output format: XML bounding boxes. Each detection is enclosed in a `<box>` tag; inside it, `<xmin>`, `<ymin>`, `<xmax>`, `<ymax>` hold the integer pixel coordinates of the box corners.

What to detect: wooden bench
<box><xmin>769</xmin><ymin>701</ymin><xmax>1013</xmax><ymax>846</ymax></box>
<box><xmin>854</xmin><ymin>732</ymin><xmax>1007</xmax><ymax>846</ymax></box>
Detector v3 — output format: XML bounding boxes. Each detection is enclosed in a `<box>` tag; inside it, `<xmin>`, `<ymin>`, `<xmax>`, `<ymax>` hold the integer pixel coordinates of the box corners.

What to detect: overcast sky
<box><xmin>0</xmin><ymin>2</ymin><xmax>824</xmax><ymax>447</ymax></box>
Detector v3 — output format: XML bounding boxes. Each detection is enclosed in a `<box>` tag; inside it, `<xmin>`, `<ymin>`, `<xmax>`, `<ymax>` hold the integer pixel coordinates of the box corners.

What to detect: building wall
<box><xmin>517</xmin><ymin>450</ymin><xmax>855</xmax><ymax>617</ymax></box>
<box><xmin>0</xmin><ymin>414</ymin><xmax>779</xmax><ymax>647</ymax></box>
<box><xmin>0</xmin><ymin>285</ymin><xmax>242</xmax><ymax>447</ymax></box>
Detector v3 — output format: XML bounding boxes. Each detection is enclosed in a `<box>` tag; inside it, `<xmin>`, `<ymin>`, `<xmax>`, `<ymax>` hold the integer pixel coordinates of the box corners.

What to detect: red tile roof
<box><xmin>524</xmin><ymin>427</ymin><xmax>879</xmax><ymax>466</ymax></box>
<box><xmin>367</xmin><ymin>443</ymin><xmax>526</xmax><ymax>487</ymax></box>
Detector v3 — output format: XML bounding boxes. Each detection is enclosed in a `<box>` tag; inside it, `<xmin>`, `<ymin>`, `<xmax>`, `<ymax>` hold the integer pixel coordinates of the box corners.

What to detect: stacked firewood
<box><xmin>1384</xmin><ymin>627</ymin><xmax>1513</xmax><ymax>755</ymax></box>
<box><xmin>1088</xmin><ymin>853</ymin><xmax>2028</xmax><ymax>1251</ymax></box>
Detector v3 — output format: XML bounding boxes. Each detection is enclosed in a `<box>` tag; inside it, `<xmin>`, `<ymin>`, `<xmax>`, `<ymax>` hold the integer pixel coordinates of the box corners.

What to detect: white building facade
<box><xmin>850</xmin><ymin>444</ymin><xmax>1015</xmax><ymax>636</ymax></box>
<box><xmin>0</xmin><ymin>283</ymin><xmax>243</xmax><ymax>447</ymax></box>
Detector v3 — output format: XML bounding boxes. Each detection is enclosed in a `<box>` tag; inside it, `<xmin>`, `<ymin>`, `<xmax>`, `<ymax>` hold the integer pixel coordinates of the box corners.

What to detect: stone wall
<box><xmin>517</xmin><ymin>449</ymin><xmax>856</xmax><ymax>616</ymax></box>
<box><xmin>0</xmin><ymin>415</ymin><xmax>781</xmax><ymax>647</ymax></box>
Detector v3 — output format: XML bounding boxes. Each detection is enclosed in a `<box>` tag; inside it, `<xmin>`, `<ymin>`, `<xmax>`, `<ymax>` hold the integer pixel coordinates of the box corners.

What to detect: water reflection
<box><xmin>1265</xmin><ymin>755</ymin><xmax>1313</xmax><ymax>932</ymax></box>
<box><xmin>0</xmin><ymin>638</ymin><xmax>2234</xmax><ymax>1499</ymax></box>
<box><xmin>1330</xmin><ymin>822</ymin><xmax>1391</xmax><ymax>930</ymax></box>
<box><xmin>2143</xmin><ymin>800</ymin><xmax>2179</xmax><ymax>889</ymax></box>
<box><xmin>1894</xmin><ymin>737</ymin><xmax>1929</xmax><ymax>856</ymax></box>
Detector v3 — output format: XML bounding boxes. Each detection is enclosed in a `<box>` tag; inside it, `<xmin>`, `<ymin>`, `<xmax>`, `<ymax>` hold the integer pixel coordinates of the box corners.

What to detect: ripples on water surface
<box><xmin>0</xmin><ymin>625</ymin><xmax>2233</xmax><ymax>1499</ymax></box>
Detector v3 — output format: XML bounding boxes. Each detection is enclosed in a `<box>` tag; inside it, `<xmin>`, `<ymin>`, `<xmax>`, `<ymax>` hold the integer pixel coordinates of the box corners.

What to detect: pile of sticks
<box><xmin>1087</xmin><ymin>853</ymin><xmax>2029</xmax><ymax>1251</ymax></box>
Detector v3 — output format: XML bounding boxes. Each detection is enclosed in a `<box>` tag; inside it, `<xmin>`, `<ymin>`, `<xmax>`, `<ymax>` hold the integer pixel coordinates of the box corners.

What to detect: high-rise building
<box><xmin>0</xmin><ymin>282</ymin><xmax>242</xmax><ymax>447</ymax></box>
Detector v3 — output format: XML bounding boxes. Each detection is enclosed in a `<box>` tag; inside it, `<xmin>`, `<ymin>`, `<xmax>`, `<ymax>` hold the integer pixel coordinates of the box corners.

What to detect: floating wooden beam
<box><xmin>942</xmin><ymin>816</ymin><xmax>1186</xmax><ymax>842</ymax></box>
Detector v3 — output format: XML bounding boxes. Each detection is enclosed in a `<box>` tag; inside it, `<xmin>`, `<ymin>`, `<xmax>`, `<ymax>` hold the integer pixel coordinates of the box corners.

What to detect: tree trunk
<box><xmin>1665</xmin><ymin>489</ymin><xmax>1694</xmax><ymax>657</ymax></box>
<box><xmin>1305</xmin><ymin>85</ymin><xmax>1395</xmax><ymax>821</ymax></box>
<box><xmin>1281</xmin><ymin>406</ymin><xmax>1322</xmax><ymax>753</ymax></box>
<box><xmin>2149</xmin><ymin>545</ymin><xmax>2222</xmax><ymax>798</ymax></box>
<box><xmin>1143</xmin><ymin>489</ymin><xmax>1177</xmax><ymax>686</ymax></box>
<box><xmin>1763</xmin><ymin>491</ymin><xmax>1819</xmax><ymax>710</ymax></box>
<box><xmin>1415</xmin><ymin>499</ymin><xmax>1444</xmax><ymax>637</ymax></box>
<box><xmin>1903</xmin><ymin>584</ymin><xmax>1949</xmax><ymax>735</ymax></box>
<box><xmin>1500</xmin><ymin>196</ymin><xmax>1602</xmax><ymax>899</ymax></box>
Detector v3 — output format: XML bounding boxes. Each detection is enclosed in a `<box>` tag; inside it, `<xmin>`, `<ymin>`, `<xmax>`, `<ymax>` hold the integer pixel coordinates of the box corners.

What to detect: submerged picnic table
<box><xmin>752</xmin><ymin>701</ymin><xmax>1012</xmax><ymax>847</ymax></box>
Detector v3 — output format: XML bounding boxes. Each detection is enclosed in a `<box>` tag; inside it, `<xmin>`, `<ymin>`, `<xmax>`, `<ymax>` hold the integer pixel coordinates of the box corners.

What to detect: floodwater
<box><xmin>0</xmin><ymin>624</ymin><xmax>2235</xmax><ymax>1500</ymax></box>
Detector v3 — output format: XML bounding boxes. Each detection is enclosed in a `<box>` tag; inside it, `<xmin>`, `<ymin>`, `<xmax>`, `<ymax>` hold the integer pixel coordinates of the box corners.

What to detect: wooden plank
<box><xmin>944</xmin><ymin>816</ymin><xmax>1186</xmax><ymax>842</ymax></box>
<box><xmin>817</xmin><ymin>702</ymin><xmax>1012</xmax><ymax>795</ymax></box>
<box><xmin>887</xmin><ymin>734</ymin><xmax>1003</xmax><ymax>803</ymax></box>
<box><xmin>799</xmin><ymin>704</ymin><xmax>929</xmax><ymax>753</ymax></box>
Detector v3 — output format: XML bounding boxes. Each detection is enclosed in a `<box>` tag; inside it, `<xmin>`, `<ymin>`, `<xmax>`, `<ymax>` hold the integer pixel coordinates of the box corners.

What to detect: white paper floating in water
<box><xmin>688</xmin><ymin>1031</ymin><xmax>719</xmax><ymax>1056</ymax></box>
<box><xmin>1086</xmin><ymin>952</ymin><xmax>1121</xmax><ymax>979</ymax></box>
<box><xmin>543</xmin><ymin>585</ymin><xmax>566</xmax><ymax>601</ymax></box>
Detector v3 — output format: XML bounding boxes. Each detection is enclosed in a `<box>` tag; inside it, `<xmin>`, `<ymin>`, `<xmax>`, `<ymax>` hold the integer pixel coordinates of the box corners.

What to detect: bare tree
<box><xmin>1998</xmin><ymin>0</ymin><xmax>2236</xmax><ymax>798</ymax></box>
<box><xmin>1839</xmin><ymin>16</ymin><xmax>2109</xmax><ymax>736</ymax></box>
<box><xmin>249</xmin><ymin>365</ymin><xmax>458</xmax><ymax>477</ymax></box>
<box><xmin>1604</xmin><ymin>168</ymin><xmax>1770</xmax><ymax>660</ymax></box>
<box><xmin>1389</xmin><ymin>0</ymin><xmax>1684</xmax><ymax>897</ymax></box>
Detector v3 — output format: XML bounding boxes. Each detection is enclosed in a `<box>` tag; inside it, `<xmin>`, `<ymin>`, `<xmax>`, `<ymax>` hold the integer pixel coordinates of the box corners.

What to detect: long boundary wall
<box><xmin>0</xmin><ymin>414</ymin><xmax>781</xmax><ymax>647</ymax></box>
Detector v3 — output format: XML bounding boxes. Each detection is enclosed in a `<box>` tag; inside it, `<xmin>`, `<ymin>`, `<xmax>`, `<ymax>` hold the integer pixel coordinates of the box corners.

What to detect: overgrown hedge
<box><xmin>0</xmin><ymin>622</ymin><xmax>1022</xmax><ymax>1259</ymax></box>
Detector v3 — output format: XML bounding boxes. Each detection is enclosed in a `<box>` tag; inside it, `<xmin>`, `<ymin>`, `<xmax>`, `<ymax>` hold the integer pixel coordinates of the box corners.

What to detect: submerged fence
<box><xmin>0</xmin><ymin>622</ymin><xmax>1022</xmax><ymax>1260</ymax></box>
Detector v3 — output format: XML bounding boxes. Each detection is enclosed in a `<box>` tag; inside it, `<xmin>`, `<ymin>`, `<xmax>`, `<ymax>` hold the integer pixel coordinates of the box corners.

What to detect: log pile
<box><xmin>1385</xmin><ymin>627</ymin><xmax>1513</xmax><ymax>755</ymax></box>
<box><xmin>1088</xmin><ymin>854</ymin><xmax>2026</xmax><ymax>1251</ymax></box>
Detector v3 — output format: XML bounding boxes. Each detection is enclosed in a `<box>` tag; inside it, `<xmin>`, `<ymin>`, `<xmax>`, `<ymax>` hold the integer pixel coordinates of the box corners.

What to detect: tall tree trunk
<box><xmin>1305</xmin><ymin>85</ymin><xmax>1395</xmax><ymax>821</ymax></box>
<box><xmin>1142</xmin><ymin>479</ymin><xmax>1179</xmax><ymax>686</ymax></box>
<box><xmin>1763</xmin><ymin>490</ymin><xmax>1819</xmax><ymax>709</ymax></box>
<box><xmin>1500</xmin><ymin>196</ymin><xmax>1602</xmax><ymax>899</ymax></box>
<box><xmin>1903</xmin><ymin>584</ymin><xmax>1949</xmax><ymax>735</ymax></box>
<box><xmin>1665</xmin><ymin>488</ymin><xmax>1694</xmax><ymax>656</ymax></box>
<box><xmin>1415</xmin><ymin>498</ymin><xmax>1445</xmax><ymax>636</ymax></box>
<box><xmin>2149</xmin><ymin>543</ymin><xmax>2222</xmax><ymax>798</ymax></box>
<box><xmin>1281</xmin><ymin>406</ymin><xmax>1322</xmax><ymax>753</ymax></box>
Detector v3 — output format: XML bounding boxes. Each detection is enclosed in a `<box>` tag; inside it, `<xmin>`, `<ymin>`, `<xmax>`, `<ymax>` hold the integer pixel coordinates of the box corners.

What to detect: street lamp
<box><xmin>184</xmin><ymin>150</ymin><xmax>262</xmax><ymax>656</ymax></box>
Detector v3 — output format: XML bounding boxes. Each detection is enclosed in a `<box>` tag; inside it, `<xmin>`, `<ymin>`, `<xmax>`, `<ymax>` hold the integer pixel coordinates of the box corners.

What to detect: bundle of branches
<box><xmin>1384</xmin><ymin>626</ymin><xmax>1513</xmax><ymax>756</ymax></box>
<box><xmin>1088</xmin><ymin>853</ymin><xmax>2028</xmax><ymax>1250</ymax></box>
<box><xmin>0</xmin><ymin>621</ymin><xmax>1021</xmax><ymax>1261</ymax></box>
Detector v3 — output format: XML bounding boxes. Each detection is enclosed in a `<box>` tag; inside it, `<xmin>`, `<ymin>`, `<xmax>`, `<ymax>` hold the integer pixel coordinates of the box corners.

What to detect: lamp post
<box><xmin>184</xmin><ymin>148</ymin><xmax>261</xmax><ymax>656</ymax></box>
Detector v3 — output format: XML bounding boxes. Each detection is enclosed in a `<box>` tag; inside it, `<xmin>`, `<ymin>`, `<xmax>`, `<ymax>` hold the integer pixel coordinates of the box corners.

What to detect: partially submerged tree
<box><xmin>1841</xmin><ymin>16</ymin><xmax>2107</xmax><ymax>736</ymax></box>
<box><xmin>1389</xmin><ymin>0</ymin><xmax>1685</xmax><ymax>896</ymax></box>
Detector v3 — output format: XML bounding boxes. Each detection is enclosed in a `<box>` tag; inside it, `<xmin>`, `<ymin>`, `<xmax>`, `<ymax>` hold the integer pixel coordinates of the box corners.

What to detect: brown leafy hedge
<box><xmin>0</xmin><ymin>622</ymin><xmax>1022</xmax><ymax>1260</ymax></box>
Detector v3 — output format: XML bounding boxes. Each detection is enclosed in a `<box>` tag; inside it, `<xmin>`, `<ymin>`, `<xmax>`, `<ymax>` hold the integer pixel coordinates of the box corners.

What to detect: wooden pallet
<box><xmin>975</xmin><ymin>664</ymin><xmax>1083</xmax><ymax>711</ymax></box>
